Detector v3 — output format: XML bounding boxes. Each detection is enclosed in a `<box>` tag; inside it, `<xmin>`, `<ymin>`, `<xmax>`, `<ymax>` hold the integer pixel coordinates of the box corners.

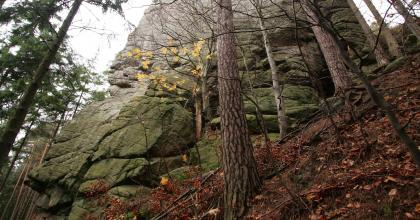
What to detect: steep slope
<box><xmin>26</xmin><ymin>0</ymin><xmax>370</xmax><ymax>218</ymax></box>
<box><xmin>136</xmin><ymin>54</ymin><xmax>420</xmax><ymax>220</ymax></box>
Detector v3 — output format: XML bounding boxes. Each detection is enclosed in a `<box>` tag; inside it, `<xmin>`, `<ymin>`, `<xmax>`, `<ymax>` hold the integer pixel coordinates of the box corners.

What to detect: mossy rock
<box><xmin>246</xmin><ymin>114</ymin><xmax>280</xmax><ymax>133</ymax></box>
<box><xmin>108</xmin><ymin>185</ymin><xmax>151</xmax><ymax>199</ymax></box>
<box><xmin>383</xmin><ymin>56</ymin><xmax>408</xmax><ymax>73</ymax></box>
<box><xmin>286</xmin><ymin>104</ymin><xmax>319</xmax><ymax>119</ymax></box>
<box><xmin>34</xmin><ymin>187</ymin><xmax>73</xmax><ymax>211</ymax></box>
<box><xmin>93</xmin><ymin>96</ymin><xmax>194</xmax><ymax>159</ymax></box>
<box><xmin>149</xmin><ymin>155</ymin><xmax>188</xmax><ymax>178</ymax></box>
<box><xmin>79</xmin><ymin>158</ymin><xmax>148</xmax><ymax>192</ymax></box>
<box><xmin>68</xmin><ymin>199</ymin><xmax>104</xmax><ymax>220</ymax></box>
<box><xmin>189</xmin><ymin>136</ymin><xmax>221</xmax><ymax>172</ymax></box>
<box><xmin>240</xmin><ymin>70</ymin><xmax>273</xmax><ymax>88</ymax></box>
<box><xmin>244</xmin><ymin>88</ymin><xmax>278</xmax><ymax>115</ymax></box>
<box><xmin>29</xmin><ymin>152</ymin><xmax>91</xmax><ymax>190</ymax></box>
<box><xmin>211</xmin><ymin>114</ymin><xmax>279</xmax><ymax>133</ymax></box>
<box><xmin>237</xmin><ymin>56</ymin><xmax>257</xmax><ymax>71</ymax></box>
<box><xmin>243</xmin><ymin>86</ymin><xmax>318</xmax><ymax>117</ymax></box>
<box><xmin>161</xmin><ymin>166</ymin><xmax>191</xmax><ymax>181</ymax></box>
<box><xmin>145</xmin><ymin>89</ymin><xmax>189</xmax><ymax>100</ymax></box>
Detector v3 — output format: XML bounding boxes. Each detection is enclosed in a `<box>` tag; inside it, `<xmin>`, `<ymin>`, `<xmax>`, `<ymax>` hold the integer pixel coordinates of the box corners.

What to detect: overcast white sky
<box><xmin>67</xmin><ymin>0</ymin><xmax>153</xmax><ymax>73</ymax></box>
<box><xmin>64</xmin><ymin>0</ymin><xmax>413</xmax><ymax>75</ymax></box>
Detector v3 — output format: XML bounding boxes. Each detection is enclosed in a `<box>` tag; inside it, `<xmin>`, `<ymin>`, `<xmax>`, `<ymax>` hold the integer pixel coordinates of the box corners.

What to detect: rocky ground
<box><xmin>96</xmin><ymin>55</ymin><xmax>420</xmax><ymax>219</ymax></box>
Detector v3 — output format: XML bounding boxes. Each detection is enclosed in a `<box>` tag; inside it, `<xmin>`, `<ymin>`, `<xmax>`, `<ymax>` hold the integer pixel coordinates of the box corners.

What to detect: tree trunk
<box><xmin>0</xmin><ymin>0</ymin><xmax>83</xmax><ymax>164</ymax></box>
<box><xmin>201</xmin><ymin>56</ymin><xmax>213</xmax><ymax>123</ymax></box>
<box><xmin>304</xmin><ymin>0</ymin><xmax>420</xmax><ymax>168</ymax></box>
<box><xmin>0</xmin><ymin>0</ymin><xmax>5</xmax><ymax>9</ymax></box>
<box><xmin>393</xmin><ymin>0</ymin><xmax>420</xmax><ymax>38</ymax></box>
<box><xmin>0</xmin><ymin>120</ymin><xmax>35</xmax><ymax>194</ymax></box>
<box><xmin>346</xmin><ymin>0</ymin><xmax>390</xmax><ymax>66</ymax></box>
<box><xmin>216</xmin><ymin>0</ymin><xmax>261</xmax><ymax>219</ymax></box>
<box><xmin>10</xmin><ymin>146</ymin><xmax>37</xmax><ymax>220</ymax></box>
<box><xmin>72</xmin><ymin>91</ymin><xmax>84</xmax><ymax>118</ymax></box>
<box><xmin>194</xmin><ymin>94</ymin><xmax>203</xmax><ymax>140</ymax></box>
<box><xmin>0</xmin><ymin>156</ymin><xmax>30</xmax><ymax>220</ymax></box>
<box><xmin>201</xmin><ymin>75</ymin><xmax>211</xmax><ymax>121</ymax></box>
<box><xmin>257</xmin><ymin>13</ymin><xmax>288</xmax><ymax>138</ymax></box>
<box><xmin>40</xmin><ymin>111</ymin><xmax>66</xmax><ymax>162</ymax></box>
<box><xmin>362</xmin><ymin>0</ymin><xmax>402</xmax><ymax>57</ymax></box>
<box><xmin>302</xmin><ymin>0</ymin><xmax>353</xmax><ymax>94</ymax></box>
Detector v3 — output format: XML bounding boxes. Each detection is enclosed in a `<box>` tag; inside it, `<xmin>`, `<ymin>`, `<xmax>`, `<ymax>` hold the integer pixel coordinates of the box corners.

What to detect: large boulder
<box><xmin>78</xmin><ymin>158</ymin><xmax>149</xmax><ymax>192</ymax></box>
<box><xmin>28</xmin><ymin>90</ymin><xmax>195</xmax><ymax>216</ymax></box>
<box><xmin>93</xmin><ymin>96</ymin><xmax>194</xmax><ymax>159</ymax></box>
<box><xmin>243</xmin><ymin>86</ymin><xmax>319</xmax><ymax>118</ymax></box>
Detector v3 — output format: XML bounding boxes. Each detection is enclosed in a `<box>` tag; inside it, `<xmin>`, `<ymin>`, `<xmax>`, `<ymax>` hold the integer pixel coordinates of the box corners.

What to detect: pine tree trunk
<box><xmin>72</xmin><ymin>91</ymin><xmax>84</xmax><ymax>118</ymax></box>
<box><xmin>9</xmin><ymin>146</ymin><xmax>36</xmax><ymax>220</ymax></box>
<box><xmin>302</xmin><ymin>0</ymin><xmax>353</xmax><ymax>94</ymax></box>
<box><xmin>194</xmin><ymin>94</ymin><xmax>203</xmax><ymax>140</ymax></box>
<box><xmin>362</xmin><ymin>0</ymin><xmax>401</xmax><ymax>57</ymax></box>
<box><xmin>201</xmin><ymin>60</ymin><xmax>212</xmax><ymax>124</ymax></box>
<box><xmin>216</xmin><ymin>0</ymin><xmax>261</xmax><ymax>218</ymax></box>
<box><xmin>303</xmin><ymin>1</ymin><xmax>420</xmax><ymax>168</ymax></box>
<box><xmin>0</xmin><ymin>0</ymin><xmax>5</xmax><ymax>9</ymax></box>
<box><xmin>346</xmin><ymin>0</ymin><xmax>390</xmax><ymax>66</ymax></box>
<box><xmin>393</xmin><ymin>0</ymin><xmax>420</xmax><ymax>38</ymax></box>
<box><xmin>0</xmin><ymin>120</ymin><xmax>34</xmax><ymax>194</ymax></box>
<box><xmin>201</xmin><ymin>76</ymin><xmax>211</xmax><ymax>121</ymax></box>
<box><xmin>257</xmin><ymin>15</ymin><xmax>288</xmax><ymax>138</ymax></box>
<box><xmin>0</xmin><ymin>0</ymin><xmax>83</xmax><ymax>164</ymax></box>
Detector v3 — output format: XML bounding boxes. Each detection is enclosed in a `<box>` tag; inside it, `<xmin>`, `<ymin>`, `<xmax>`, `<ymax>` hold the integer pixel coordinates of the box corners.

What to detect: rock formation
<box><xmin>27</xmin><ymin>0</ymin><xmax>368</xmax><ymax>218</ymax></box>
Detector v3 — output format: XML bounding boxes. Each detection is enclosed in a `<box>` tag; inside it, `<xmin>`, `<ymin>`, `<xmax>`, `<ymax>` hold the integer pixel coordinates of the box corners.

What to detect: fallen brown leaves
<box><xmin>247</xmin><ymin>55</ymin><xmax>420</xmax><ymax>219</ymax></box>
<box><xmin>111</xmin><ymin>55</ymin><xmax>420</xmax><ymax>219</ymax></box>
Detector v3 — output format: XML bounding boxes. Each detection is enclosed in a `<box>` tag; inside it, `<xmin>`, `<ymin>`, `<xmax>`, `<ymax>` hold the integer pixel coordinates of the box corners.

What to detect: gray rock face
<box><xmin>27</xmin><ymin>0</ymin><xmax>367</xmax><ymax>218</ymax></box>
<box><xmin>28</xmin><ymin>79</ymin><xmax>195</xmax><ymax>218</ymax></box>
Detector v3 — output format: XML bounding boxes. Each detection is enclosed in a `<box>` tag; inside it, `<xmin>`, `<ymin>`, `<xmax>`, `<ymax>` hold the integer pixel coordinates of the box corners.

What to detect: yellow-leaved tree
<box><xmin>127</xmin><ymin>36</ymin><xmax>215</xmax><ymax>140</ymax></box>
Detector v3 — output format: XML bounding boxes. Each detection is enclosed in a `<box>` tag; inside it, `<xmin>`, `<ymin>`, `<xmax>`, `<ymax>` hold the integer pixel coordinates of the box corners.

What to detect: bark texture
<box><xmin>346</xmin><ymin>0</ymin><xmax>389</xmax><ymax>66</ymax></box>
<box><xmin>0</xmin><ymin>120</ymin><xmax>34</xmax><ymax>194</ymax></box>
<box><xmin>362</xmin><ymin>0</ymin><xmax>401</xmax><ymax>57</ymax></box>
<box><xmin>216</xmin><ymin>0</ymin><xmax>261</xmax><ymax>218</ymax></box>
<box><xmin>393</xmin><ymin>0</ymin><xmax>420</xmax><ymax>38</ymax></box>
<box><xmin>302</xmin><ymin>0</ymin><xmax>353</xmax><ymax>94</ymax></box>
<box><xmin>257</xmin><ymin>11</ymin><xmax>288</xmax><ymax>138</ymax></box>
<box><xmin>194</xmin><ymin>95</ymin><xmax>203</xmax><ymax>140</ymax></box>
<box><xmin>0</xmin><ymin>0</ymin><xmax>83</xmax><ymax>164</ymax></box>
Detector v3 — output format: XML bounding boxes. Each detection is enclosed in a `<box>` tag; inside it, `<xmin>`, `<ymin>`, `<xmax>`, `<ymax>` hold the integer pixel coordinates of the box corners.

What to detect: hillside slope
<box><xmin>128</xmin><ymin>55</ymin><xmax>420</xmax><ymax>220</ymax></box>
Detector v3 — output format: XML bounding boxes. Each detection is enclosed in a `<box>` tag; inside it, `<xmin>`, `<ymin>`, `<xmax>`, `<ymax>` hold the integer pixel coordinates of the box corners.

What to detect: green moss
<box><xmin>79</xmin><ymin>158</ymin><xmax>148</xmax><ymax>192</ymax></box>
<box><xmin>108</xmin><ymin>185</ymin><xmax>151</xmax><ymax>199</ymax></box>
<box><xmin>93</xmin><ymin>96</ymin><xmax>194</xmax><ymax>159</ymax></box>
<box><xmin>189</xmin><ymin>136</ymin><xmax>221</xmax><ymax>172</ymax></box>
<box><xmin>244</xmin><ymin>88</ymin><xmax>277</xmax><ymax>115</ymax></box>
<box><xmin>383</xmin><ymin>56</ymin><xmax>408</xmax><ymax>73</ymax></box>
<box><xmin>162</xmin><ymin>167</ymin><xmax>190</xmax><ymax>181</ymax></box>
<box><xmin>240</xmin><ymin>70</ymin><xmax>272</xmax><ymax>87</ymax></box>
<box><xmin>286</xmin><ymin>104</ymin><xmax>319</xmax><ymax>119</ymax></box>
<box><xmin>243</xmin><ymin>85</ymin><xmax>318</xmax><ymax>116</ymax></box>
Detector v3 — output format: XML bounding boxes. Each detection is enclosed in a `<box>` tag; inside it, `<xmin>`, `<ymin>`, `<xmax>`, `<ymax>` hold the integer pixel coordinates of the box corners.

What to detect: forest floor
<box><xmin>245</xmin><ymin>54</ymin><xmax>420</xmax><ymax>219</ymax></box>
<box><xmin>116</xmin><ymin>55</ymin><xmax>420</xmax><ymax>220</ymax></box>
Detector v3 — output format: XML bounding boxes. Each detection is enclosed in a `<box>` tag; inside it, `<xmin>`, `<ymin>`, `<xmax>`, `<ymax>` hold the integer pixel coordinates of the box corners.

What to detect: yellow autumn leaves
<box><xmin>160</xmin><ymin>176</ymin><xmax>169</xmax><ymax>186</ymax></box>
<box><xmin>160</xmin><ymin>38</ymin><xmax>206</xmax><ymax>58</ymax></box>
<box><xmin>136</xmin><ymin>74</ymin><xmax>185</xmax><ymax>92</ymax></box>
<box><xmin>130</xmin><ymin>38</ymin><xmax>212</xmax><ymax>95</ymax></box>
<box><xmin>125</xmin><ymin>48</ymin><xmax>153</xmax><ymax>60</ymax></box>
